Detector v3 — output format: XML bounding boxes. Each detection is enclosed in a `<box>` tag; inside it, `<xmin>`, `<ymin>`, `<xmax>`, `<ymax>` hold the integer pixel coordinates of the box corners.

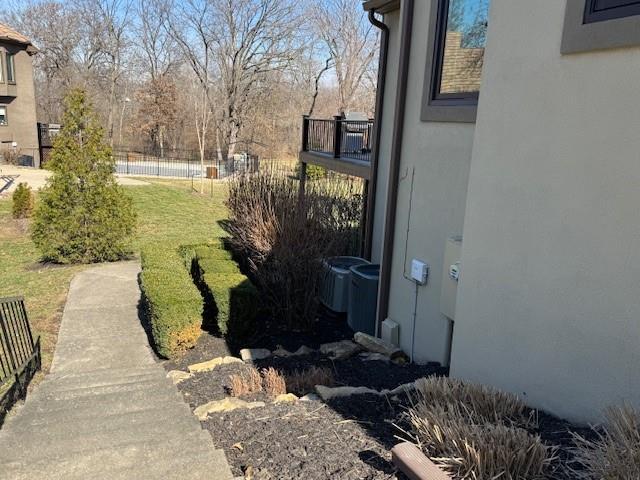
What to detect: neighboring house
<box><xmin>301</xmin><ymin>0</ymin><xmax>640</xmax><ymax>424</ymax></box>
<box><xmin>0</xmin><ymin>23</ymin><xmax>39</xmax><ymax>167</ymax></box>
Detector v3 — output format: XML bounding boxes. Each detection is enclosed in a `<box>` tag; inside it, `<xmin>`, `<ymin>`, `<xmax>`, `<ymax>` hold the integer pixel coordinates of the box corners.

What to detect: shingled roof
<box><xmin>0</xmin><ymin>23</ymin><xmax>37</xmax><ymax>53</ymax></box>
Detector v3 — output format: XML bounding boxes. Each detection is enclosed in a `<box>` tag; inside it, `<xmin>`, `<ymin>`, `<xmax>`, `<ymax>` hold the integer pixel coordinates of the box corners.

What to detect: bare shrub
<box><xmin>413</xmin><ymin>377</ymin><xmax>536</xmax><ymax>428</ymax></box>
<box><xmin>229</xmin><ymin>367</ymin><xmax>263</xmax><ymax>397</ymax></box>
<box><xmin>285</xmin><ymin>366</ymin><xmax>334</xmax><ymax>396</ymax></box>
<box><xmin>225</xmin><ymin>170</ymin><xmax>362</xmax><ymax>328</ymax></box>
<box><xmin>261</xmin><ymin>367</ymin><xmax>287</xmax><ymax>397</ymax></box>
<box><xmin>571</xmin><ymin>405</ymin><xmax>640</xmax><ymax>479</ymax></box>
<box><xmin>2</xmin><ymin>148</ymin><xmax>21</xmax><ymax>165</ymax></box>
<box><xmin>407</xmin><ymin>377</ymin><xmax>555</xmax><ymax>479</ymax></box>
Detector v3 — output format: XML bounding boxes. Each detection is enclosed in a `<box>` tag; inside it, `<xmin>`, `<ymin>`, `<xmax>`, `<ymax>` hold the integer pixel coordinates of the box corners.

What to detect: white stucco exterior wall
<box><xmin>378</xmin><ymin>0</ymin><xmax>476</xmax><ymax>366</ymax></box>
<box><xmin>451</xmin><ymin>0</ymin><xmax>640</xmax><ymax>424</ymax></box>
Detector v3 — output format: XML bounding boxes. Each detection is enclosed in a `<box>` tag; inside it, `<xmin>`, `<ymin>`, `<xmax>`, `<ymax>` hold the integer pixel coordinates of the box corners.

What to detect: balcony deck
<box><xmin>299</xmin><ymin>116</ymin><xmax>373</xmax><ymax>179</ymax></box>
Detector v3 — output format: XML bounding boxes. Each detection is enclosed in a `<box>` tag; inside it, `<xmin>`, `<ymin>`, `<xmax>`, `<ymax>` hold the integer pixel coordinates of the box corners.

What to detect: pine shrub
<box><xmin>12</xmin><ymin>183</ymin><xmax>34</xmax><ymax>219</ymax></box>
<box><xmin>31</xmin><ymin>89</ymin><xmax>136</xmax><ymax>264</ymax></box>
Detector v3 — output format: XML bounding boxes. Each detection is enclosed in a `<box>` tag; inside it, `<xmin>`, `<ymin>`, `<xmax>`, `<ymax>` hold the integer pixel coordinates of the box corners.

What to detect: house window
<box><xmin>562</xmin><ymin>0</ymin><xmax>640</xmax><ymax>54</ymax></box>
<box><xmin>0</xmin><ymin>55</ymin><xmax>3</xmax><ymax>83</ymax></box>
<box><xmin>0</xmin><ymin>106</ymin><xmax>7</xmax><ymax>126</ymax></box>
<box><xmin>584</xmin><ymin>0</ymin><xmax>640</xmax><ymax>23</ymax></box>
<box><xmin>6</xmin><ymin>54</ymin><xmax>15</xmax><ymax>84</ymax></box>
<box><xmin>421</xmin><ymin>0</ymin><xmax>491</xmax><ymax>123</ymax></box>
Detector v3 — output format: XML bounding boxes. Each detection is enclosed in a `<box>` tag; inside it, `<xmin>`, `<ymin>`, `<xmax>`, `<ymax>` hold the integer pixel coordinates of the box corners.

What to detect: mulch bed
<box><xmin>163</xmin><ymin>314</ymin><xmax>592</xmax><ymax>480</ymax></box>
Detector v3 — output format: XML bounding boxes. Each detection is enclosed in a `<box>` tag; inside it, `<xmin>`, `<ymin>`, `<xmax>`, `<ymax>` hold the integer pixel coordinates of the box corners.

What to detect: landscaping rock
<box><xmin>240</xmin><ymin>348</ymin><xmax>271</xmax><ymax>362</ymax></box>
<box><xmin>354</xmin><ymin>332</ymin><xmax>405</xmax><ymax>360</ymax></box>
<box><xmin>188</xmin><ymin>356</ymin><xmax>243</xmax><ymax>373</ymax></box>
<box><xmin>292</xmin><ymin>345</ymin><xmax>314</xmax><ymax>356</ymax></box>
<box><xmin>272</xmin><ymin>346</ymin><xmax>293</xmax><ymax>357</ymax></box>
<box><xmin>319</xmin><ymin>340</ymin><xmax>361</xmax><ymax>360</ymax></box>
<box><xmin>315</xmin><ymin>385</ymin><xmax>379</xmax><ymax>401</ymax></box>
<box><xmin>381</xmin><ymin>381</ymin><xmax>416</xmax><ymax>396</ymax></box>
<box><xmin>194</xmin><ymin>397</ymin><xmax>266</xmax><ymax>420</ymax></box>
<box><xmin>300</xmin><ymin>393</ymin><xmax>321</xmax><ymax>402</ymax></box>
<box><xmin>359</xmin><ymin>352</ymin><xmax>390</xmax><ymax>363</ymax></box>
<box><xmin>166</xmin><ymin>370</ymin><xmax>193</xmax><ymax>384</ymax></box>
<box><xmin>274</xmin><ymin>393</ymin><xmax>298</xmax><ymax>404</ymax></box>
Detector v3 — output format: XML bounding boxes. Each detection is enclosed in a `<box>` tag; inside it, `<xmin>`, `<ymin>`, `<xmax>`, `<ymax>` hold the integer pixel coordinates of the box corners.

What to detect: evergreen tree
<box><xmin>32</xmin><ymin>89</ymin><xmax>136</xmax><ymax>263</ymax></box>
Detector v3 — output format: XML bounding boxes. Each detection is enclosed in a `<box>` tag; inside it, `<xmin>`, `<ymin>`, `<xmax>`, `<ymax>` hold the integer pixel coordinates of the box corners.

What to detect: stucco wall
<box><xmin>451</xmin><ymin>0</ymin><xmax>640</xmax><ymax>424</ymax></box>
<box><xmin>0</xmin><ymin>43</ymin><xmax>39</xmax><ymax>167</ymax></box>
<box><xmin>379</xmin><ymin>0</ymin><xmax>475</xmax><ymax>366</ymax></box>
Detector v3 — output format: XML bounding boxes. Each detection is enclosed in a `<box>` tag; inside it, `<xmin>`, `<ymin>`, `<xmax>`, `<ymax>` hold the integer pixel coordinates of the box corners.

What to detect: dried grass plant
<box><xmin>261</xmin><ymin>367</ymin><xmax>287</xmax><ymax>397</ymax></box>
<box><xmin>225</xmin><ymin>170</ymin><xmax>363</xmax><ymax>328</ymax></box>
<box><xmin>229</xmin><ymin>367</ymin><xmax>263</xmax><ymax>397</ymax></box>
<box><xmin>571</xmin><ymin>405</ymin><xmax>640</xmax><ymax>479</ymax></box>
<box><xmin>407</xmin><ymin>377</ymin><xmax>555</xmax><ymax>479</ymax></box>
<box><xmin>285</xmin><ymin>366</ymin><xmax>334</xmax><ymax>396</ymax></box>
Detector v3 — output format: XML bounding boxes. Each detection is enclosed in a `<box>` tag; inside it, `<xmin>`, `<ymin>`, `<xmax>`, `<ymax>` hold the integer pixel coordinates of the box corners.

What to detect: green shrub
<box><xmin>202</xmin><ymin>272</ymin><xmax>258</xmax><ymax>338</ymax></box>
<box><xmin>140</xmin><ymin>246</ymin><xmax>203</xmax><ymax>358</ymax></box>
<box><xmin>295</xmin><ymin>162</ymin><xmax>326</xmax><ymax>180</ymax></box>
<box><xmin>189</xmin><ymin>244</ymin><xmax>258</xmax><ymax>338</ymax></box>
<box><xmin>12</xmin><ymin>183</ymin><xmax>34</xmax><ymax>219</ymax></box>
<box><xmin>31</xmin><ymin>89</ymin><xmax>136</xmax><ymax>264</ymax></box>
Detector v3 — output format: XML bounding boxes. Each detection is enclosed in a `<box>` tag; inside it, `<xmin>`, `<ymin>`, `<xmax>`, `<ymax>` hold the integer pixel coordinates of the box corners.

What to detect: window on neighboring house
<box><xmin>6</xmin><ymin>53</ymin><xmax>15</xmax><ymax>84</ymax></box>
<box><xmin>0</xmin><ymin>106</ymin><xmax>7</xmax><ymax>126</ymax></box>
<box><xmin>421</xmin><ymin>0</ymin><xmax>491</xmax><ymax>123</ymax></box>
<box><xmin>584</xmin><ymin>0</ymin><xmax>640</xmax><ymax>23</ymax></box>
<box><xmin>0</xmin><ymin>54</ymin><xmax>4</xmax><ymax>83</ymax></box>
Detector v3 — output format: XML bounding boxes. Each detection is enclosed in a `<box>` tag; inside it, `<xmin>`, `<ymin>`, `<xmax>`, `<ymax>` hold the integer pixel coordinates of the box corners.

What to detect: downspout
<box><xmin>376</xmin><ymin>0</ymin><xmax>414</xmax><ymax>334</ymax></box>
<box><xmin>363</xmin><ymin>9</ymin><xmax>389</xmax><ymax>260</ymax></box>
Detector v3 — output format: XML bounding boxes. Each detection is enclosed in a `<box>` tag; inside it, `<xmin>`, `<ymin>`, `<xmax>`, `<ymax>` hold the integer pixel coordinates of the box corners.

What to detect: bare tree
<box><xmin>311</xmin><ymin>0</ymin><xmax>379</xmax><ymax>114</ymax></box>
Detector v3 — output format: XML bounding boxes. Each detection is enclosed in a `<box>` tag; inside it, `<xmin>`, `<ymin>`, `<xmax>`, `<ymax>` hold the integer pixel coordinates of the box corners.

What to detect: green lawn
<box><xmin>0</xmin><ymin>179</ymin><xmax>228</xmax><ymax>377</ymax></box>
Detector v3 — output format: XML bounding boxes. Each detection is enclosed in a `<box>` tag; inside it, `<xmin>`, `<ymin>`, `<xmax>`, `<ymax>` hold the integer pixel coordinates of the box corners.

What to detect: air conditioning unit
<box><xmin>319</xmin><ymin>256</ymin><xmax>369</xmax><ymax>313</ymax></box>
<box><xmin>348</xmin><ymin>264</ymin><xmax>380</xmax><ymax>336</ymax></box>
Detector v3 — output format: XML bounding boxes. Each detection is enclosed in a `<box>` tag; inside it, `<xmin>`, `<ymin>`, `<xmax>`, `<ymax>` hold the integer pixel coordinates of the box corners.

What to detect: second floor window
<box><xmin>0</xmin><ymin>106</ymin><xmax>7</xmax><ymax>125</ymax></box>
<box><xmin>433</xmin><ymin>0</ymin><xmax>490</xmax><ymax>102</ymax></box>
<box><xmin>6</xmin><ymin>53</ymin><xmax>15</xmax><ymax>84</ymax></box>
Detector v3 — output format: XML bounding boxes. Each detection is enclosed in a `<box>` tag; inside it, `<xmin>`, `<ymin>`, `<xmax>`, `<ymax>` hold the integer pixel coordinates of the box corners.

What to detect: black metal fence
<box><xmin>302</xmin><ymin>116</ymin><xmax>374</xmax><ymax>163</ymax></box>
<box><xmin>0</xmin><ymin>296</ymin><xmax>40</xmax><ymax>423</ymax></box>
<box><xmin>112</xmin><ymin>148</ymin><xmax>260</xmax><ymax>179</ymax></box>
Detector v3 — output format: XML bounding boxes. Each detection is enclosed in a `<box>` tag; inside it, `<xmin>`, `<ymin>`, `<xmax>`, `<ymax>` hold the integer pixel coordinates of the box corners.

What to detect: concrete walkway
<box><xmin>0</xmin><ymin>262</ymin><xmax>233</xmax><ymax>480</ymax></box>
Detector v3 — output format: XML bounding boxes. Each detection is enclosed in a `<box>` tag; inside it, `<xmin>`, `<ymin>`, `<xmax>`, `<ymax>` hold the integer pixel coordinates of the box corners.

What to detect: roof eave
<box><xmin>363</xmin><ymin>0</ymin><xmax>401</xmax><ymax>14</ymax></box>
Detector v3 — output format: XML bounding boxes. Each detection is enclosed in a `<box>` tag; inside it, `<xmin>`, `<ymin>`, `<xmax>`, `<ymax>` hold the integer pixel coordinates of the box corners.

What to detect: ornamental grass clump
<box><xmin>571</xmin><ymin>405</ymin><xmax>640</xmax><ymax>479</ymax></box>
<box><xmin>12</xmin><ymin>183</ymin><xmax>34</xmax><ymax>219</ymax></box>
<box><xmin>225</xmin><ymin>170</ymin><xmax>362</xmax><ymax>328</ymax></box>
<box><xmin>407</xmin><ymin>377</ymin><xmax>556</xmax><ymax>480</ymax></box>
<box><xmin>31</xmin><ymin>89</ymin><xmax>136</xmax><ymax>263</ymax></box>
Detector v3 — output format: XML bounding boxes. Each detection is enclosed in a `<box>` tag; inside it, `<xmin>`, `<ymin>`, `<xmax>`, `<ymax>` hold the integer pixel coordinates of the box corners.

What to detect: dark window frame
<box><xmin>584</xmin><ymin>0</ymin><xmax>640</xmax><ymax>23</ymax></box>
<box><xmin>0</xmin><ymin>105</ymin><xmax>8</xmax><ymax>126</ymax></box>
<box><xmin>421</xmin><ymin>0</ymin><xmax>486</xmax><ymax>123</ymax></box>
<box><xmin>6</xmin><ymin>53</ymin><xmax>15</xmax><ymax>84</ymax></box>
<box><xmin>562</xmin><ymin>0</ymin><xmax>640</xmax><ymax>54</ymax></box>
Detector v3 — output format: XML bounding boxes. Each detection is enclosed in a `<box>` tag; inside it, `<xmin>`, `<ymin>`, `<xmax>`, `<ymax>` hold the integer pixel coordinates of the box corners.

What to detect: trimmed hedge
<box><xmin>140</xmin><ymin>246</ymin><xmax>203</xmax><ymax>358</ymax></box>
<box><xmin>191</xmin><ymin>245</ymin><xmax>258</xmax><ymax>338</ymax></box>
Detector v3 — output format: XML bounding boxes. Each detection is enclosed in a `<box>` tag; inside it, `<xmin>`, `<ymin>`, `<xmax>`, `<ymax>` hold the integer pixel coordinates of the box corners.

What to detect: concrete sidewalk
<box><xmin>0</xmin><ymin>261</ymin><xmax>233</xmax><ymax>480</ymax></box>
<box><xmin>0</xmin><ymin>165</ymin><xmax>148</xmax><ymax>195</ymax></box>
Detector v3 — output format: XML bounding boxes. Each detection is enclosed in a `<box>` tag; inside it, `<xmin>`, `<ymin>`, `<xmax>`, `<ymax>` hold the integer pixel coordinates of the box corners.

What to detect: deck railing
<box><xmin>0</xmin><ymin>296</ymin><xmax>41</xmax><ymax>423</ymax></box>
<box><xmin>302</xmin><ymin>116</ymin><xmax>374</xmax><ymax>164</ymax></box>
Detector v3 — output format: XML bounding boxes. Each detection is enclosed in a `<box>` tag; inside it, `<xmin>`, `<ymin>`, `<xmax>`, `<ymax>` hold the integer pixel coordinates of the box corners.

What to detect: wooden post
<box><xmin>299</xmin><ymin>115</ymin><xmax>308</xmax><ymax>206</ymax></box>
<box><xmin>333</xmin><ymin>114</ymin><xmax>342</xmax><ymax>158</ymax></box>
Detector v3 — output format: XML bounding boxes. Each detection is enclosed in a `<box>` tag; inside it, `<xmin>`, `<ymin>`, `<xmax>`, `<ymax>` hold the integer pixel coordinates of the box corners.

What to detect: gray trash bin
<box><xmin>348</xmin><ymin>264</ymin><xmax>380</xmax><ymax>335</ymax></box>
<box><xmin>319</xmin><ymin>256</ymin><xmax>369</xmax><ymax>313</ymax></box>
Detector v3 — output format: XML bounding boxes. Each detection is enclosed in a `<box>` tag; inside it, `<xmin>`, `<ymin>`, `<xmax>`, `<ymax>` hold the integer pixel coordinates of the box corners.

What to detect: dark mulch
<box><xmin>163</xmin><ymin>332</ymin><xmax>231</xmax><ymax>371</ymax></box>
<box><xmin>203</xmin><ymin>397</ymin><xmax>410</xmax><ymax>480</ymax></box>
<box><xmin>254</xmin><ymin>353</ymin><xmax>447</xmax><ymax>391</ymax></box>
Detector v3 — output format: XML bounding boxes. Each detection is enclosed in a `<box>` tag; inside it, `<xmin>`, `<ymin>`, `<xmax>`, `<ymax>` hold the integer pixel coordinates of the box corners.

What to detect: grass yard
<box><xmin>0</xmin><ymin>178</ymin><xmax>228</xmax><ymax>379</ymax></box>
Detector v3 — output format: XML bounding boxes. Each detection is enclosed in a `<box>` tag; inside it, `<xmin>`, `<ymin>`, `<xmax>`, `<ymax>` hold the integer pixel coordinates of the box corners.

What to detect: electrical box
<box><xmin>381</xmin><ymin>318</ymin><xmax>399</xmax><ymax>346</ymax></box>
<box><xmin>440</xmin><ymin>236</ymin><xmax>462</xmax><ymax>320</ymax></box>
<box><xmin>410</xmin><ymin>259</ymin><xmax>429</xmax><ymax>285</ymax></box>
